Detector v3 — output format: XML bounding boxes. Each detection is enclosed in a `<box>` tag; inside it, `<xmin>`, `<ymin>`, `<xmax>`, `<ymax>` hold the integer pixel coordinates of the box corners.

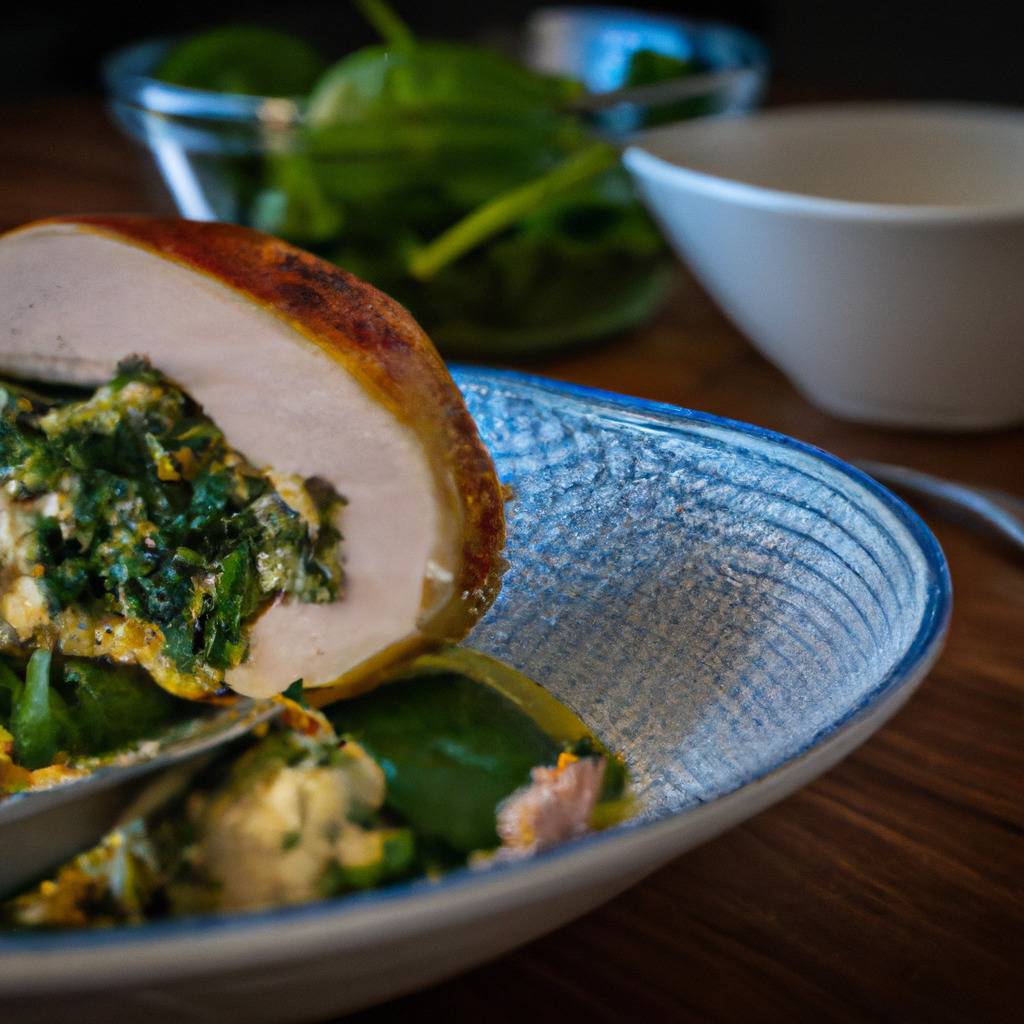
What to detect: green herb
<box><xmin>0</xmin><ymin>360</ymin><xmax>343</xmax><ymax>682</ymax></box>
<box><xmin>0</xmin><ymin>652</ymin><xmax>188</xmax><ymax>779</ymax></box>
<box><xmin>0</xmin><ymin>658</ymin><xmax>22</xmax><ymax>722</ymax></box>
<box><xmin>281</xmin><ymin>679</ymin><xmax>307</xmax><ymax>706</ymax></box>
<box><xmin>60</xmin><ymin>660</ymin><xmax>186</xmax><ymax>754</ymax></box>
<box><xmin>155</xmin><ymin>25</ymin><xmax>326</xmax><ymax>96</ymax></box>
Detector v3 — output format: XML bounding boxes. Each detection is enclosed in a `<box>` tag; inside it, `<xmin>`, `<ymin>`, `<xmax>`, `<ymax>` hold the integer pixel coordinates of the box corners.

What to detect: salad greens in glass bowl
<box><xmin>103</xmin><ymin>2</ymin><xmax>767</xmax><ymax>356</ymax></box>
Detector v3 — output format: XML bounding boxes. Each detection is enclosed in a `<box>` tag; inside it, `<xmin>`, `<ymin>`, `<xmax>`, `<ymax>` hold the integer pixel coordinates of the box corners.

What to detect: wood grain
<box><xmin>2</xmin><ymin>97</ymin><xmax>1021</xmax><ymax>1023</ymax></box>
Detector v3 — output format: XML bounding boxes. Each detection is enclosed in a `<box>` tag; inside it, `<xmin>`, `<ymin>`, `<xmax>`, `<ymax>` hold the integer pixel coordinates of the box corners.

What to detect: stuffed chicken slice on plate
<box><xmin>0</xmin><ymin>216</ymin><xmax>506</xmax><ymax>800</ymax></box>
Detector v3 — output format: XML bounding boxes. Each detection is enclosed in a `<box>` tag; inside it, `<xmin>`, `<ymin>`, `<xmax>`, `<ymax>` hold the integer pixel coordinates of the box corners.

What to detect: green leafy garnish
<box><xmin>156</xmin><ymin>25</ymin><xmax>326</xmax><ymax>96</ymax></box>
<box><xmin>60</xmin><ymin>660</ymin><xmax>186</xmax><ymax>754</ymax></box>
<box><xmin>281</xmin><ymin>679</ymin><xmax>307</xmax><ymax>706</ymax></box>
<box><xmin>0</xmin><ymin>652</ymin><xmax>188</xmax><ymax>781</ymax></box>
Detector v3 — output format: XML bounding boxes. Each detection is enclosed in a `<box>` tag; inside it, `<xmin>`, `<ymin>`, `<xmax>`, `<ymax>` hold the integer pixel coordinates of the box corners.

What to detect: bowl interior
<box><xmin>633</xmin><ymin>103</ymin><xmax>1024</xmax><ymax>209</ymax></box>
<box><xmin>460</xmin><ymin>370</ymin><xmax>947</xmax><ymax>815</ymax></box>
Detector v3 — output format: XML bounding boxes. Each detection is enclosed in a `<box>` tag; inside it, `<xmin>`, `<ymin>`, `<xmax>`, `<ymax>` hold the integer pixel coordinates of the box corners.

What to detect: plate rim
<box><xmin>0</xmin><ymin>368</ymin><xmax>952</xmax><ymax>988</ymax></box>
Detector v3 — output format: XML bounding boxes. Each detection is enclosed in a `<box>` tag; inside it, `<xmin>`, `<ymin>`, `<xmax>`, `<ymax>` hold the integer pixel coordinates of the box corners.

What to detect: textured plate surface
<box><xmin>0</xmin><ymin>369</ymin><xmax>950</xmax><ymax>1020</ymax></box>
<box><xmin>462</xmin><ymin>369</ymin><xmax>947</xmax><ymax>811</ymax></box>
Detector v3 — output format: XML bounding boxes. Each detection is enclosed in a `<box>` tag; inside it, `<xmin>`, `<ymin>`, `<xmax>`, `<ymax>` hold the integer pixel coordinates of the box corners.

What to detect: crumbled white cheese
<box><xmin>0</xmin><ymin>487</ymin><xmax>37</xmax><ymax>576</ymax></box>
<box><xmin>1</xmin><ymin>575</ymin><xmax>50</xmax><ymax>641</ymax></box>
<box><xmin>196</xmin><ymin>742</ymin><xmax>386</xmax><ymax>911</ymax></box>
<box><xmin>0</xmin><ymin>488</ymin><xmax>52</xmax><ymax>642</ymax></box>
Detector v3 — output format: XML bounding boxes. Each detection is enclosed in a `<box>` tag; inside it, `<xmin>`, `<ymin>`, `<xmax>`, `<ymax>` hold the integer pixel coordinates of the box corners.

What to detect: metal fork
<box><xmin>854</xmin><ymin>459</ymin><xmax>1024</xmax><ymax>558</ymax></box>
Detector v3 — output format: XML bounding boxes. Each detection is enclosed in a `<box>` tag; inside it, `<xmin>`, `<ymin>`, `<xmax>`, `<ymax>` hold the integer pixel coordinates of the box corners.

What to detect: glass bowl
<box><xmin>103</xmin><ymin>11</ymin><xmax>768</xmax><ymax>357</ymax></box>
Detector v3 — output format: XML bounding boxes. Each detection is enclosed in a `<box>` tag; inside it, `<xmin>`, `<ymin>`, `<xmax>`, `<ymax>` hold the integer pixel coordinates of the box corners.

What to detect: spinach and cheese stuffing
<box><xmin>3</xmin><ymin>657</ymin><xmax>630</xmax><ymax>926</ymax></box>
<box><xmin>4</xmin><ymin>719</ymin><xmax>416</xmax><ymax>927</ymax></box>
<box><xmin>0</xmin><ymin>358</ymin><xmax>344</xmax><ymax>788</ymax></box>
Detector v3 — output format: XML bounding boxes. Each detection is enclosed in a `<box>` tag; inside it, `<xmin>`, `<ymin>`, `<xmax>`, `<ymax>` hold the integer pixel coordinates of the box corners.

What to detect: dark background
<box><xmin>3</xmin><ymin>0</ymin><xmax>1023</xmax><ymax>104</ymax></box>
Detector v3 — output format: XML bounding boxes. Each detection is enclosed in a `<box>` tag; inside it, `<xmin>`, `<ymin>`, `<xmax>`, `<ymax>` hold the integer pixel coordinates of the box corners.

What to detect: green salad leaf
<box><xmin>11</xmin><ymin>651</ymin><xmax>57</xmax><ymax>771</ymax></box>
<box><xmin>154</xmin><ymin>3</ymin><xmax>674</xmax><ymax>354</ymax></box>
<box><xmin>60</xmin><ymin>660</ymin><xmax>185</xmax><ymax>754</ymax></box>
<box><xmin>624</xmin><ymin>48</ymin><xmax>712</xmax><ymax>126</ymax></box>
<box><xmin>1</xmin><ymin>651</ymin><xmax>187</xmax><ymax>776</ymax></box>
<box><xmin>156</xmin><ymin>25</ymin><xmax>326</xmax><ymax>96</ymax></box>
<box><xmin>331</xmin><ymin>671</ymin><xmax>563</xmax><ymax>854</ymax></box>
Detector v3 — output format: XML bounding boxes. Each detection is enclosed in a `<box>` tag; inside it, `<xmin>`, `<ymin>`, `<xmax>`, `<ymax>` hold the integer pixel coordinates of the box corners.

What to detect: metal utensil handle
<box><xmin>572</xmin><ymin>67</ymin><xmax>758</xmax><ymax>113</ymax></box>
<box><xmin>854</xmin><ymin>459</ymin><xmax>1024</xmax><ymax>557</ymax></box>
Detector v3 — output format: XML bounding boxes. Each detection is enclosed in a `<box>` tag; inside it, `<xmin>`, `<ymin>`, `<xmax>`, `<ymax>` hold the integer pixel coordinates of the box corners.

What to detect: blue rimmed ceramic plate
<box><xmin>0</xmin><ymin>368</ymin><xmax>951</xmax><ymax>1023</ymax></box>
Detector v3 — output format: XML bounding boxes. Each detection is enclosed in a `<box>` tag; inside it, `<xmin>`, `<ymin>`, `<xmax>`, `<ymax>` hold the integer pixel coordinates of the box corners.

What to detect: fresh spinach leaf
<box><xmin>330</xmin><ymin>672</ymin><xmax>562</xmax><ymax>853</ymax></box>
<box><xmin>11</xmin><ymin>650</ymin><xmax>58</xmax><ymax>771</ymax></box>
<box><xmin>60</xmin><ymin>660</ymin><xmax>185</xmax><ymax>754</ymax></box>
<box><xmin>156</xmin><ymin>26</ymin><xmax>326</xmax><ymax>97</ymax></box>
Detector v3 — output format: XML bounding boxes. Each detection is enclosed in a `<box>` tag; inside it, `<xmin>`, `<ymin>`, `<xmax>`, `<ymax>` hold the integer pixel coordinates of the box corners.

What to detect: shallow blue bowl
<box><xmin>0</xmin><ymin>369</ymin><xmax>950</xmax><ymax>1022</ymax></box>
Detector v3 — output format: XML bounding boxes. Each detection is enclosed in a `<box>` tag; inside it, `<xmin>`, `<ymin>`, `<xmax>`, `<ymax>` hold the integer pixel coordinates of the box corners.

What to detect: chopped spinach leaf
<box><xmin>281</xmin><ymin>679</ymin><xmax>307</xmax><ymax>706</ymax></box>
<box><xmin>0</xmin><ymin>360</ymin><xmax>343</xmax><ymax>686</ymax></box>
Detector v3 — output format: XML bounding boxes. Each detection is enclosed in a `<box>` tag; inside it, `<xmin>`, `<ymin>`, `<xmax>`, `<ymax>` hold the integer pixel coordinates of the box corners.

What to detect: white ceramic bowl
<box><xmin>624</xmin><ymin>104</ymin><xmax>1024</xmax><ymax>430</ymax></box>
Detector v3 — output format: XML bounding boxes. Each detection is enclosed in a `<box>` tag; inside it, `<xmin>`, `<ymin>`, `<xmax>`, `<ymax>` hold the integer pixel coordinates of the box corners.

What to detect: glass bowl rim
<box><xmin>101</xmin><ymin>16</ymin><xmax>770</xmax><ymax>127</ymax></box>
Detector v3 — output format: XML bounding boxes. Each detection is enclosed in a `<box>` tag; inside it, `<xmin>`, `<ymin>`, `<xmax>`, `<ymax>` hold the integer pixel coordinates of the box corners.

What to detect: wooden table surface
<box><xmin>2</xmin><ymin>97</ymin><xmax>1021</xmax><ymax>1023</ymax></box>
